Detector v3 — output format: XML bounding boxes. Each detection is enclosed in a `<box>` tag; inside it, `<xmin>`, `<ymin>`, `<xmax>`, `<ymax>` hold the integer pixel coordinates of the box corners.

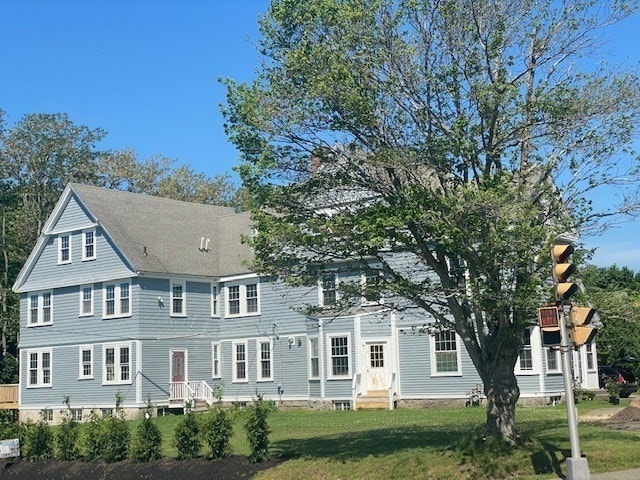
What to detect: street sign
<box><xmin>0</xmin><ymin>439</ymin><xmax>19</xmax><ymax>459</ymax></box>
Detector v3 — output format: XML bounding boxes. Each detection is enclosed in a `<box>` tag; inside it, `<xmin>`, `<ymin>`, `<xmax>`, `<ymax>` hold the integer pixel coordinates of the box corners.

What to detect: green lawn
<box><xmin>138</xmin><ymin>398</ymin><xmax>640</xmax><ymax>479</ymax></box>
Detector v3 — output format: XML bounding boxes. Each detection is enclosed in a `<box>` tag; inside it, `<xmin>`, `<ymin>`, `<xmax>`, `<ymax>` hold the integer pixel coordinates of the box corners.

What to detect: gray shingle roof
<box><xmin>70</xmin><ymin>183</ymin><xmax>254</xmax><ymax>278</ymax></box>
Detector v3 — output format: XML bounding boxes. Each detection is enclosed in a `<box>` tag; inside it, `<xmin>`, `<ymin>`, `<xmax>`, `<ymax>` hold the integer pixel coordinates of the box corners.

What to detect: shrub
<box><xmin>174</xmin><ymin>408</ymin><xmax>201</xmax><ymax>460</ymax></box>
<box><xmin>54</xmin><ymin>397</ymin><xmax>80</xmax><ymax>461</ymax></box>
<box><xmin>102</xmin><ymin>414</ymin><xmax>130</xmax><ymax>462</ymax></box>
<box><xmin>201</xmin><ymin>407</ymin><xmax>233</xmax><ymax>460</ymax></box>
<box><xmin>244</xmin><ymin>396</ymin><xmax>272</xmax><ymax>463</ymax></box>
<box><xmin>131</xmin><ymin>407</ymin><xmax>162</xmax><ymax>462</ymax></box>
<box><xmin>55</xmin><ymin>412</ymin><xmax>79</xmax><ymax>460</ymax></box>
<box><xmin>23</xmin><ymin>420</ymin><xmax>53</xmax><ymax>461</ymax></box>
<box><xmin>81</xmin><ymin>410</ymin><xmax>105</xmax><ymax>460</ymax></box>
<box><xmin>101</xmin><ymin>394</ymin><xmax>130</xmax><ymax>462</ymax></box>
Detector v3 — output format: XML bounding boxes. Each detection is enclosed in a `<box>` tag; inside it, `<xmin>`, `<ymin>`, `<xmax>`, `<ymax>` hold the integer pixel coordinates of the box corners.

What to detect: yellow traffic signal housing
<box><xmin>551</xmin><ymin>244</ymin><xmax>578</xmax><ymax>301</ymax></box>
<box><xmin>569</xmin><ymin>306</ymin><xmax>597</xmax><ymax>347</ymax></box>
<box><xmin>552</xmin><ymin>244</ymin><xmax>574</xmax><ymax>263</ymax></box>
<box><xmin>556</xmin><ymin>282</ymin><xmax>579</xmax><ymax>300</ymax></box>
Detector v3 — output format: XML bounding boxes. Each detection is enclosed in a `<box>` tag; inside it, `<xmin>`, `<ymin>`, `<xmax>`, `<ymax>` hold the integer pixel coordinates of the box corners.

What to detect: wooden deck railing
<box><xmin>0</xmin><ymin>385</ymin><xmax>18</xmax><ymax>409</ymax></box>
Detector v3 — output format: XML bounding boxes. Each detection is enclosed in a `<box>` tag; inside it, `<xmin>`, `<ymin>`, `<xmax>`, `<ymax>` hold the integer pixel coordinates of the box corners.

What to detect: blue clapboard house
<box><xmin>13</xmin><ymin>184</ymin><xmax>599</xmax><ymax>422</ymax></box>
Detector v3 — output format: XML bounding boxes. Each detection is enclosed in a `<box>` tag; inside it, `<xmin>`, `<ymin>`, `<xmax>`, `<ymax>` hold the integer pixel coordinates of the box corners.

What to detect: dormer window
<box><xmin>58</xmin><ymin>235</ymin><xmax>71</xmax><ymax>264</ymax></box>
<box><xmin>320</xmin><ymin>273</ymin><xmax>337</xmax><ymax>306</ymax></box>
<box><xmin>83</xmin><ymin>229</ymin><xmax>96</xmax><ymax>261</ymax></box>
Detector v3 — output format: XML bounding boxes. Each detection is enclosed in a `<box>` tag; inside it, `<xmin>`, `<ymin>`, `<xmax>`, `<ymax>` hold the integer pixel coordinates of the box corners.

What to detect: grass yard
<box><xmin>122</xmin><ymin>398</ymin><xmax>640</xmax><ymax>479</ymax></box>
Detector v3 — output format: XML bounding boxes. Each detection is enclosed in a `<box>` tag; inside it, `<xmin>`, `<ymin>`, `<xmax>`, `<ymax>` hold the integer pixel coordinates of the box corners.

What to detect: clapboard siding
<box><xmin>17</xmin><ymin>185</ymin><xmax>589</xmax><ymax>416</ymax></box>
<box><xmin>20</xmin><ymin>280</ymin><xmax>141</xmax><ymax>349</ymax></box>
<box><xmin>20</xmin><ymin>342</ymin><xmax>139</xmax><ymax>408</ymax></box>
<box><xmin>397</xmin><ymin>332</ymin><xmax>483</xmax><ymax>397</ymax></box>
<box><xmin>20</xmin><ymin>227</ymin><xmax>134</xmax><ymax>292</ymax></box>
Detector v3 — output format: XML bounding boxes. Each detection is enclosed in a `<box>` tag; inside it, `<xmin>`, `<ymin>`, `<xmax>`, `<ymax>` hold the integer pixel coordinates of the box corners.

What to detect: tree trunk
<box><xmin>481</xmin><ymin>354</ymin><xmax>520</xmax><ymax>444</ymax></box>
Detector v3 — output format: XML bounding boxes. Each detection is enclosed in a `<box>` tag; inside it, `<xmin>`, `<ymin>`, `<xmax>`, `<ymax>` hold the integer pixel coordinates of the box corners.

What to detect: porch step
<box><xmin>193</xmin><ymin>399</ymin><xmax>209</xmax><ymax>413</ymax></box>
<box><xmin>357</xmin><ymin>390</ymin><xmax>390</xmax><ymax>410</ymax></box>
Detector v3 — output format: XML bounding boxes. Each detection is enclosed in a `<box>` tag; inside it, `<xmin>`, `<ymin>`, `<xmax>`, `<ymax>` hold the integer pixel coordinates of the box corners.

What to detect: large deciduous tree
<box><xmin>223</xmin><ymin>0</ymin><xmax>640</xmax><ymax>443</ymax></box>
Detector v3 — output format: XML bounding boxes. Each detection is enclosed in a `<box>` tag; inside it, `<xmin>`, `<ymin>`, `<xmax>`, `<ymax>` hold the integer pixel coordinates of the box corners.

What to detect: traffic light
<box><xmin>551</xmin><ymin>244</ymin><xmax>579</xmax><ymax>301</ymax></box>
<box><xmin>537</xmin><ymin>306</ymin><xmax>561</xmax><ymax>346</ymax></box>
<box><xmin>569</xmin><ymin>306</ymin><xmax>596</xmax><ymax>347</ymax></box>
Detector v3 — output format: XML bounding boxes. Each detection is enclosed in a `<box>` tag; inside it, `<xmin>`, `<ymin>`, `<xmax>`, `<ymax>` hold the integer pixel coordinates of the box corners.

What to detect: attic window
<box><xmin>83</xmin><ymin>229</ymin><xmax>96</xmax><ymax>261</ymax></box>
<box><xmin>58</xmin><ymin>235</ymin><xmax>71</xmax><ymax>264</ymax></box>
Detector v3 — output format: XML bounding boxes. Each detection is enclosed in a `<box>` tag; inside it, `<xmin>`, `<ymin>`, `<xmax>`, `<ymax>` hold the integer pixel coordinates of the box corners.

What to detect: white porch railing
<box><xmin>169</xmin><ymin>380</ymin><xmax>215</xmax><ymax>407</ymax></box>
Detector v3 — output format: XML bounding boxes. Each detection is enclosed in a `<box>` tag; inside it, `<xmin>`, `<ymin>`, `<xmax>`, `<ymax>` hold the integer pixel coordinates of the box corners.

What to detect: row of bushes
<box><xmin>10</xmin><ymin>396</ymin><xmax>272</xmax><ymax>464</ymax></box>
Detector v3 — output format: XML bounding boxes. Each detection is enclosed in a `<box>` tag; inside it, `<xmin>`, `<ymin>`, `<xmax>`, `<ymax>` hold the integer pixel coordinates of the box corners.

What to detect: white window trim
<box><xmin>232</xmin><ymin>340</ymin><xmax>248</xmax><ymax>383</ymax></box>
<box><xmin>79</xmin><ymin>345</ymin><xmax>94</xmax><ymax>380</ymax></box>
<box><xmin>27</xmin><ymin>291</ymin><xmax>53</xmax><ymax>327</ymax></box>
<box><xmin>102</xmin><ymin>281</ymin><xmax>131</xmax><ymax>319</ymax></box>
<box><xmin>319</xmin><ymin>273</ymin><xmax>338</xmax><ymax>307</ymax></box>
<box><xmin>327</xmin><ymin>332</ymin><xmax>352</xmax><ymax>380</ymax></box>
<box><xmin>429</xmin><ymin>330</ymin><xmax>463</xmax><ymax>377</ymax></box>
<box><xmin>211</xmin><ymin>283</ymin><xmax>220</xmax><ymax>317</ymax></box>
<box><xmin>308</xmin><ymin>336</ymin><xmax>320</xmax><ymax>380</ymax></box>
<box><xmin>256</xmin><ymin>338</ymin><xmax>273</xmax><ymax>382</ymax></box>
<box><xmin>79</xmin><ymin>284</ymin><xmax>94</xmax><ymax>317</ymax></box>
<box><xmin>361</xmin><ymin>271</ymin><xmax>384</xmax><ymax>306</ymax></box>
<box><xmin>585</xmin><ymin>342</ymin><xmax>597</xmax><ymax>372</ymax></box>
<box><xmin>212</xmin><ymin>342</ymin><xmax>221</xmax><ymax>379</ymax></box>
<box><xmin>102</xmin><ymin>343</ymin><xmax>132</xmax><ymax>385</ymax></box>
<box><xmin>82</xmin><ymin>229</ymin><xmax>96</xmax><ymax>261</ymax></box>
<box><xmin>515</xmin><ymin>327</ymin><xmax>541</xmax><ymax>375</ymax></box>
<box><xmin>225</xmin><ymin>282</ymin><xmax>261</xmax><ymax>318</ymax></box>
<box><xmin>546</xmin><ymin>347</ymin><xmax>561</xmax><ymax>374</ymax></box>
<box><xmin>27</xmin><ymin>348</ymin><xmax>53</xmax><ymax>388</ymax></box>
<box><xmin>170</xmin><ymin>280</ymin><xmax>186</xmax><ymax>317</ymax></box>
<box><xmin>57</xmin><ymin>234</ymin><xmax>72</xmax><ymax>265</ymax></box>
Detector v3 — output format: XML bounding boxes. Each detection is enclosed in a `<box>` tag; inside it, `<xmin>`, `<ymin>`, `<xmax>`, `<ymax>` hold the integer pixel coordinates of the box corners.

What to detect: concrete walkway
<box><xmin>591</xmin><ymin>468</ymin><xmax>640</xmax><ymax>479</ymax></box>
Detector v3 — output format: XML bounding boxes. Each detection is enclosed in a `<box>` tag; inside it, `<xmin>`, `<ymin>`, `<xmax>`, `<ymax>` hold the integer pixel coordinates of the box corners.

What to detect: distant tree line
<box><xmin>583</xmin><ymin>264</ymin><xmax>640</xmax><ymax>375</ymax></box>
<box><xmin>0</xmin><ymin>109</ymin><xmax>241</xmax><ymax>383</ymax></box>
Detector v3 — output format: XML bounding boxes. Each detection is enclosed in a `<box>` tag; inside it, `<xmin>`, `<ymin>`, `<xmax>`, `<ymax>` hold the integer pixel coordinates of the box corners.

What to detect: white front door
<box><xmin>365</xmin><ymin>342</ymin><xmax>389</xmax><ymax>392</ymax></box>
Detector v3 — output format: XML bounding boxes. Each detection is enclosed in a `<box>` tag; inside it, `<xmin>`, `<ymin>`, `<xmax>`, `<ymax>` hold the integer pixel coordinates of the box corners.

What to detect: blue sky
<box><xmin>1</xmin><ymin>1</ymin><xmax>639</xmax><ymax>270</ymax></box>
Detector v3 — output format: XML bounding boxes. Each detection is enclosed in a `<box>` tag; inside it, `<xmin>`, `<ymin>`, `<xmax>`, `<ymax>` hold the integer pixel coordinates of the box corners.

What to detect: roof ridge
<box><xmin>69</xmin><ymin>182</ymin><xmax>239</xmax><ymax>214</ymax></box>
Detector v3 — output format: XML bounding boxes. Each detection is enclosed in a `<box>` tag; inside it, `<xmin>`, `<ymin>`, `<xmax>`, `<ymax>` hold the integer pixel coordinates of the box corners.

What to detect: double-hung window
<box><xmin>170</xmin><ymin>281</ymin><xmax>186</xmax><ymax>316</ymax></box>
<box><xmin>28</xmin><ymin>291</ymin><xmax>53</xmax><ymax>326</ymax></box>
<box><xmin>225</xmin><ymin>283</ymin><xmax>260</xmax><ymax>317</ymax></box>
<box><xmin>517</xmin><ymin>329</ymin><xmax>534</xmax><ymax>372</ymax></box>
<box><xmin>103</xmin><ymin>343</ymin><xmax>131</xmax><ymax>384</ymax></box>
<box><xmin>103</xmin><ymin>281</ymin><xmax>131</xmax><ymax>318</ymax></box>
<box><xmin>58</xmin><ymin>235</ymin><xmax>71</xmax><ymax>264</ymax></box>
<box><xmin>82</xmin><ymin>229</ymin><xmax>96</xmax><ymax>260</ymax></box>
<box><xmin>79</xmin><ymin>285</ymin><xmax>93</xmax><ymax>316</ymax></box>
<box><xmin>211</xmin><ymin>284</ymin><xmax>219</xmax><ymax>317</ymax></box>
<box><xmin>586</xmin><ymin>343</ymin><xmax>596</xmax><ymax>371</ymax></box>
<box><xmin>257</xmin><ymin>339</ymin><xmax>273</xmax><ymax>381</ymax></box>
<box><xmin>212</xmin><ymin>342</ymin><xmax>221</xmax><ymax>378</ymax></box>
<box><xmin>246</xmin><ymin>284</ymin><xmax>258</xmax><ymax>314</ymax></box>
<box><xmin>431</xmin><ymin>330</ymin><xmax>461</xmax><ymax>376</ymax></box>
<box><xmin>233</xmin><ymin>341</ymin><xmax>248</xmax><ymax>382</ymax></box>
<box><xmin>309</xmin><ymin>337</ymin><xmax>320</xmax><ymax>379</ymax></box>
<box><xmin>362</xmin><ymin>271</ymin><xmax>382</xmax><ymax>304</ymax></box>
<box><xmin>320</xmin><ymin>273</ymin><xmax>337</xmax><ymax>306</ymax></box>
<box><xmin>79</xmin><ymin>346</ymin><xmax>93</xmax><ymax>379</ymax></box>
<box><xmin>27</xmin><ymin>349</ymin><xmax>52</xmax><ymax>387</ymax></box>
<box><xmin>328</xmin><ymin>334</ymin><xmax>350</xmax><ymax>378</ymax></box>
<box><xmin>546</xmin><ymin>347</ymin><xmax>560</xmax><ymax>373</ymax></box>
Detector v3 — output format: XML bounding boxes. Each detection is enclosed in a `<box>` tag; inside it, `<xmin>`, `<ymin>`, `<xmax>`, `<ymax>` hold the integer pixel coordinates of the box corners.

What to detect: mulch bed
<box><xmin>0</xmin><ymin>456</ymin><xmax>283</xmax><ymax>480</ymax></box>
